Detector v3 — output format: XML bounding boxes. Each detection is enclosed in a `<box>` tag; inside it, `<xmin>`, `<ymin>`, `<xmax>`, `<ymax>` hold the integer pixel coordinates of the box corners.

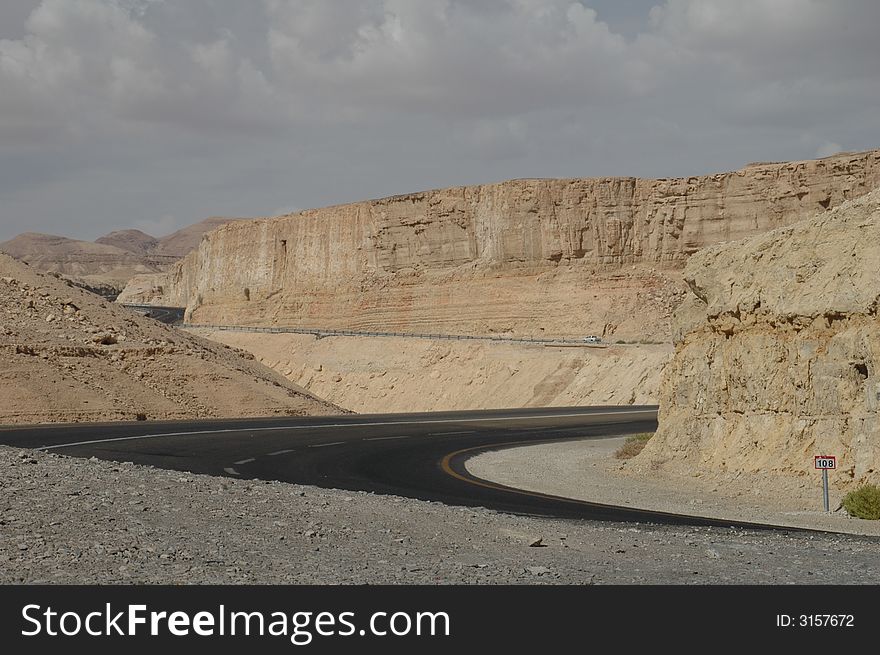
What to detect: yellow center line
<box><xmin>439</xmin><ymin>440</ymin><xmax>611</xmax><ymax>508</ymax></box>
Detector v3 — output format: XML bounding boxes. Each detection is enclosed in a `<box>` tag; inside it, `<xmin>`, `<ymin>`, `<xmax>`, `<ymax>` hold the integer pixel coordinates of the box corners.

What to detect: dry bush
<box><xmin>843</xmin><ymin>484</ymin><xmax>880</xmax><ymax>520</ymax></box>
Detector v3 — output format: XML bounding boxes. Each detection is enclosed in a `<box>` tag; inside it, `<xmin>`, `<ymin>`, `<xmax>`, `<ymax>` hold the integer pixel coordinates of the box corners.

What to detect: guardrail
<box><xmin>183</xmin><ymin>323</ymin><xmax>613</xmax><ymax>347</ymax></box>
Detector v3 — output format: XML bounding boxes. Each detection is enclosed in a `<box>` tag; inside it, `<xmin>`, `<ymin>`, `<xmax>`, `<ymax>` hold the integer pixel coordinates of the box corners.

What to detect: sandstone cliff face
<box><xmin>638</xmin><ymin>189</ymin><xmax>880</xmax><ymax>486</ymax></box>
<box><xmin>139</xmin><ymin>150</ymin><xmax>880</xmax><ymax>338</ymax></box>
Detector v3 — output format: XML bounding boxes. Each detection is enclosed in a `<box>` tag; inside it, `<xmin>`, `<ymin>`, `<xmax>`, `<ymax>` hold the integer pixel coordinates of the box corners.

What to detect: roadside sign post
<box><xmin>823</xmin><ymin>468</ymin><xmax>829</xmax><ymax>513</ymax></box>
<box><xmin>814</xmin><ymin>456</ymin><xmax>836</xmax><ymax>513</ymax></box>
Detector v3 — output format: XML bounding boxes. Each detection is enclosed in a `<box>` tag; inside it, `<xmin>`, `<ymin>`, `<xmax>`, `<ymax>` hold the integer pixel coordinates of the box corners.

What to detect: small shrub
<box><xmin>614</xmin><ymin>432</ymin><xmax>653</xmax><ymax>459</ymax></box>
<box><xmin>842</xmin><ymin>484</ymin><xmax>880</xmax><ymax>520</ymax></box>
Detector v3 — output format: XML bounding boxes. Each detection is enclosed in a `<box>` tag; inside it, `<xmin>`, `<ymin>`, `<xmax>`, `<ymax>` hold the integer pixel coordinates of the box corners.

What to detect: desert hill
<box><xmin>95</xmin><ymin>229</ymin><xmax>159</xmax><ymax>254</ymax></box>
<box><xmin>0</xmin><ymin>217</ymin><xmax>247</xmax><ymax>297</ymax></box>
<box><xmin>0</xmin><ymin>232</ymin><xmax>168</xmax><ymax>294</ymax></box>
<box><xmin>0</xmin><ymin>253</ymin><xmax>340</xmax><ymax>424</ymax></box>
<box><xmin>157</xmin><ymin>218</ymin><xmax>244</xmax><ymax>257</ymax></box>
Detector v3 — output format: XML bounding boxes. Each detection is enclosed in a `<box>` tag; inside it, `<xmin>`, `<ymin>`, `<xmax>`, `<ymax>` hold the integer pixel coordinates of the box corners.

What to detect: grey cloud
<box><xmin>0</xmin><ymin>0</ymin><xmax>878</xmax><ymax>241</ymax></box>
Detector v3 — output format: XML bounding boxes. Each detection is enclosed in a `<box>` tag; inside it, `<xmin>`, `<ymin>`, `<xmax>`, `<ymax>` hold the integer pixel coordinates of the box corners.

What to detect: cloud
<box><xmin>264</xmin><ymin>0</ymin><xmax>638</xmax><ymax>118</ymax></box>
<box><xmin>0</xmin><ymin>1</ymin><xmax>878</xmax><ymax>241</ymax></box>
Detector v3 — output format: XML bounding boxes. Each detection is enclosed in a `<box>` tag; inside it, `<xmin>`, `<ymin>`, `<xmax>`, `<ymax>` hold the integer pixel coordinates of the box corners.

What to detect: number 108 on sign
<box><xmin>814</xmin><ymin>456</ymin><xmax>836</xmax><ymax>469</ymax></box>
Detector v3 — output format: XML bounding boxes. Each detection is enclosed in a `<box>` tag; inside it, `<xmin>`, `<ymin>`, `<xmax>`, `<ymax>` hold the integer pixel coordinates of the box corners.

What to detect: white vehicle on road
<box><xmin>582</xmin><ymin>335</ymin><xmax>602</xmax><ymax>344</ymax></box>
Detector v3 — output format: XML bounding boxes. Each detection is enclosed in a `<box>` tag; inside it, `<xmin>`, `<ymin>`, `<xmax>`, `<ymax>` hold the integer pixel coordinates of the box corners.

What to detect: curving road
<box><xmin>121</xmin><ymin>304</ymin><xmax>185</xmax><ymax>325</ymax></box>
<box><xmin>0</xmin><ymin>406</ymin><xmax>779</xmax><ymax>529</ymax></box>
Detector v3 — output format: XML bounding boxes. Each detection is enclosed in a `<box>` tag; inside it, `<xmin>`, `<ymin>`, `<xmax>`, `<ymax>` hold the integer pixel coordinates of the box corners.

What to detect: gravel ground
<box><xmin>468</xmin><ymin>437</ymin><xmax>880</xmax><ymax>537</ymax></box>
<box><xmin>2</xmin><ymin>445</ymin><xmax>879</xmax><ymax>585</ymax></box>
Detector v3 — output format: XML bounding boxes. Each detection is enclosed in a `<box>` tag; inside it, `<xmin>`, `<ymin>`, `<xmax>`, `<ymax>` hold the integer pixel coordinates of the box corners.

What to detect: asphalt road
<box><xmin>0</xmin><ymin>406</ymin><xmax>777</xmax><ymax>529</ymax></box>
<box><xmin>120</xmin><ymin>304</ymin><xmax>185</xmax><ymax>324</ymax></box>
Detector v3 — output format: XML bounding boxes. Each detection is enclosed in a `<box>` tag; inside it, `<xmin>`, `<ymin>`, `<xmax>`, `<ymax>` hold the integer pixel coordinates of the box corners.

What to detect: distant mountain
<box><xmin>156</xmin><ymin>217</ymin><xmax>242</xmax><ymax>257</ymax></box>
<box><xmin>0</xmin><ymin>217</ymin><xmax>249</xmax><ymax>295</ymax></box>
<box><xmin>2</xmin><ymin>232</ymin><xmax>132</xmax><ymax>258</ymax></box>
<box><xmin>95</xmin><ymin>229</ymin><xmax>159</xmax><ymax>254</ymax></box>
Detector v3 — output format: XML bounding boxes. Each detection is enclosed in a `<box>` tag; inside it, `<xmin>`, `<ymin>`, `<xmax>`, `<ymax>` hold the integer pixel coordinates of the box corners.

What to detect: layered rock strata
<box><xmin>140</xmin><ymin>150</ymin><xmax>880</xmax><ymax>339</ymax></box>
<box><xmin>637</xmin><ymin>189</ymin><xmax>880</xmax><ymax>486</ymax></box>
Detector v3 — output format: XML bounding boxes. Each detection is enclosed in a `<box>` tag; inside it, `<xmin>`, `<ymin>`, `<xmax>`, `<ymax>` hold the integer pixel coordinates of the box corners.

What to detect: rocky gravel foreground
<box><xmin>2</xmin><ymin>446</ymin><xmax>878</xmax><ymax>585</ymax></box>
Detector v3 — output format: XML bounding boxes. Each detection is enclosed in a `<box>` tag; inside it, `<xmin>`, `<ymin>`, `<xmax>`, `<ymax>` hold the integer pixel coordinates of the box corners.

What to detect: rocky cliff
<box><xmin>636</xmin><ymin>189</ymin><xmax>880</xmax><ymax>487</ymax></box>
<box><xmin>136</xmin><ymin>150</ymin><xmax>880</xmax><ymax>339</ymax></box>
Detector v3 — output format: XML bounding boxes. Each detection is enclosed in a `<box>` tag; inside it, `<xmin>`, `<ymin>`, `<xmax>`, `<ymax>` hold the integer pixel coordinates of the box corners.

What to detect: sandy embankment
<box><xmin>467</xmin><ymin>437</ymin><xmax>880</xmax><ymax>536</ymax></box>
<box><xmin>194</xmin><ymin>330</ymin><xmax>670</xmax><ymax>413</ymax></box>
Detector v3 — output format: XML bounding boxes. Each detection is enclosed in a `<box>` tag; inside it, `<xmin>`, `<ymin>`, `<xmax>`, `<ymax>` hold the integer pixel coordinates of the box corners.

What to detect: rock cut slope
<box><xmin>636</xmin><ymin>189</ymin><xmax>880</xmax><ymax>488</ymax></box>
<box><xmin>0</xmin><ymin>254</ymin><xmax>340</xmax><ymax>424</ymax></box>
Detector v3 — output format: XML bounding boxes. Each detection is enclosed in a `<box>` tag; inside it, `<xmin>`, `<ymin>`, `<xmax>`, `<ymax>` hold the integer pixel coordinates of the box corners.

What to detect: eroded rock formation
<box><xmin>639</xmin><ymin>189</ymin><xmax>880</xmax><ymax>486</ymax></box>
<box><xmin>137</xmin><ymin>150</ymin><xmax>880</xmax><ymax>339</ymax></box>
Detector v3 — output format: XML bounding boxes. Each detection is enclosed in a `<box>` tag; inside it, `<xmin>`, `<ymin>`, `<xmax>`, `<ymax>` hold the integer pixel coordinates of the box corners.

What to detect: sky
<box><xmin>1</xmin><ymin>0</ymin><xmax>878</xmax><ymax>241</ymax></box>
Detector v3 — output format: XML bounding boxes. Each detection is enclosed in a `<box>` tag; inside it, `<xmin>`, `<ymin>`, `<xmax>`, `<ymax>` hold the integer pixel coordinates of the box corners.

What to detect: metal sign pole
<box><xmin>815</xmin><ymin>455</ymin><xmax>835</xmax><ymax>512</ymax></box>
<box><xmin>823</xmin><ymin>468</ymin><xmax>829</xmax><ymax>513</ymax></box>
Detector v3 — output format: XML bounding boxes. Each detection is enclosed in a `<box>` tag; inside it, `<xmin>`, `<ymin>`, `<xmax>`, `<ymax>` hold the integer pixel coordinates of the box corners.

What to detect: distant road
<box><xmin>0</xmin><ymin>406</ymin><xmax>779</xmax><ymax>529</ymax></box>
<box><xmin>119</xmin><ymin>307</ymin><xmax>663</xmax><ymax>345</ymax></box>
<box><xmin>121</xmin><ymin>304</ymin><xmax>185</xmax><ymax>325</ymax></box>
<box><xmin>182</xmin><ymin>322</ymin><xmax>651</xmax><ymax>346</ymax></box>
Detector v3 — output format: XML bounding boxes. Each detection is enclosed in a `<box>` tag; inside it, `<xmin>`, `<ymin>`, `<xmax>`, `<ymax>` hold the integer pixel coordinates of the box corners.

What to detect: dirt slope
<box><xmin>0</xmin><ymin>253</ymin><xmax>340</xmax><ymax>424</ymax></box>
<box><xmin>199</xmin><ymin>331</ymin><xmax>669</xmax><ymax>413</ymax></box>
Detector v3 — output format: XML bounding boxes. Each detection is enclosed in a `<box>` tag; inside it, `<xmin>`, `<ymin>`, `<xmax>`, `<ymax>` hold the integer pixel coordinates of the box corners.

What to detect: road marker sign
<box><xmin>814</xmin><ymin>456</ymin><xmax>836</xmax><ymax>470</ymax></box>
<box><xmin>815</xmin><ymin>456</ymin><xmax>836</xmax><ymax>512</ymax></box>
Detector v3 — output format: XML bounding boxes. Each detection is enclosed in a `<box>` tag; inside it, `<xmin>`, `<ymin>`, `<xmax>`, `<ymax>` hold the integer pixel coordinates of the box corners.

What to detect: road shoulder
<box><xmin>466</xmin><ymin>437</ymin><xmax>880</xmax><ymax>536</ymax></box>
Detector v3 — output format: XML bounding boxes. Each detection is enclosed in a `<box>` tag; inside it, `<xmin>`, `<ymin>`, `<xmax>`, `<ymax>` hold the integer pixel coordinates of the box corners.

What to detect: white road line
<box><xmin>36</xmin><ymin>410</ymin><xmax>655</xmax><ymax>451</ymax></box>
<box><xmin>432</xmin><ymin>430</ymin><xmax>475</xmax><ymax>435</ymax></box>
<box><xmin>307</xmin><ymin>441</ymin><xmax>345</xmax><ymax>448</ymax></box>
<box><xmin>267</xmin><ymin>449</ymin><xmax>294</xmax><ymax>456</ymax></box>
<box><xmin>223</xmin><ymin>467</ymin><xmax>239</xmax><ymax>476</ymax></box>
<box><xmin>233</xmin><ymin>458</ymin><xmax>255</xmax><ymax>465</ymax></box>
<box><xmin>364</xmin><ymin>435</ymin><xmax>412</xmax><ymax>441</ymax></box>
